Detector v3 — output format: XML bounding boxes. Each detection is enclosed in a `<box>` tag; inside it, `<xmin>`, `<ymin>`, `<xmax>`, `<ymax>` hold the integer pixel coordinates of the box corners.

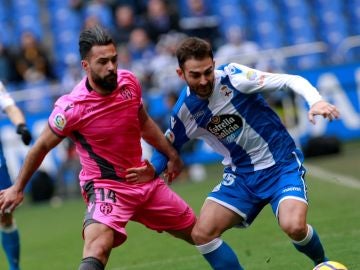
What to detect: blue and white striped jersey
<box><xmin>152</xmin><ymin>63</ymin><xmax>322</xmax><ymax>174</ymax></box>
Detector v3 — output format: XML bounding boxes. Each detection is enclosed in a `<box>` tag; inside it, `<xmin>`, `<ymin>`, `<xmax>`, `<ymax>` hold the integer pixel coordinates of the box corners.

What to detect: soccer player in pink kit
<box><xmin>0</xmin><ymin>26</ymin><xmax>196</xmax><ymax>270</ymax></box>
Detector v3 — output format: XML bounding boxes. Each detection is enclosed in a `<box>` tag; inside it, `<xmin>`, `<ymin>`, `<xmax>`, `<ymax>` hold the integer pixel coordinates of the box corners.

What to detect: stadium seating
<box><xmin>1</xmin><ymin>0</ymin><xmax>360</xmax><ymax>76</ymax></box>
<box><xmin>11</xmin><ymin>0</ymin><xmax>43</xmax><ymax>41</ymax></box>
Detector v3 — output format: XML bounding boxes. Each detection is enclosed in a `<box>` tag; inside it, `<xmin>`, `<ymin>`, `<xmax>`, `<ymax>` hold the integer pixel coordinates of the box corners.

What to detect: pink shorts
<box><xmin>81</xmin><ymin>177</ymin><xmax>196</xmax><ymax>247</ymax></box>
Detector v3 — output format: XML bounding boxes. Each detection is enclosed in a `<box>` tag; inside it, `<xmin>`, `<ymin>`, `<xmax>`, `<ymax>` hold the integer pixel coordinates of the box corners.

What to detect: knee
<box><xmin>281</xmin><ymin>221</ymin><xmax>308</xmax><ymax>241</ymax></box>
<box><xmin>191</xmin><ymin>225</ymin><xmax>220</xmax><ymax>245</ymax></box>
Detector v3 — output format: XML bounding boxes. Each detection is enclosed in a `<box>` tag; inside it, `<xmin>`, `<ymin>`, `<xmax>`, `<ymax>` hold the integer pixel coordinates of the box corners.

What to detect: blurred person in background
<box><xmin>215</xmin><ymin>25</ymin><xmax>263</xmax><ymax>69</ymax></box>
<box><xmin>149</xmin><ymin>37</ymin><xmax>341</xmax><ymax>269</ymax></box>
<box><xmin>113</xmin><ymin>4</ymin><xmax>141</xmax><ymax>46</ymax></box>
<box><xmin>61</xmin><ymin>54</ymin><xmax>84</xmax><ymax>94</ymax></box>
<box><xmin>0</xmin><ymin>25</ymin><xmax>196</xmax><ymax>270</ymax></box>
<box><xmin>0</xmin><ymin>81</ymin><xmax>32</xmax><ymax>270</ymax></box>
<box><xmin>149</xmin><ymin>31</ymin><xmax>187</xmax><ymax>94</ymax></box>
<box><xmin>0</xmin><ymin>41</ymin><xmax>18</xmax><ymax>85</ymax></box>
<box><xmin>142</xmin><ymin>0</ymin><xmax>180</xmax><ymax>43</ymax></box>
<box><xmin>127</xmin><ymin>27</ymin><xmax>156</xmax><ymax>91</ymax></box>
<box><xmin>179</xmin><ymin>0</ymin><xmax>221</xmax><ymax>49</ymax></box>
<box><xmin>55</xmin><ymin>138</ymin><xmax>81</xmax><ymax>200</ymax></box>
<box><xmin>12</xmin><ymin>31</ymin><xmax>55</xmax><ymax>85</ymax></box>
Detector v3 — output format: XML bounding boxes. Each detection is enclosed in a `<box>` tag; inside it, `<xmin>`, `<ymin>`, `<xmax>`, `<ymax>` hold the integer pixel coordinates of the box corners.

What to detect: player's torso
<box><xmin>177</xmin><ymin>76</ymin><xmax>295</xmax><ymax>171</ymax></box>
<box><xmin>58</xmin><ymin>75</ymin><xmax>143</xmax><ymax>179</ymax></box>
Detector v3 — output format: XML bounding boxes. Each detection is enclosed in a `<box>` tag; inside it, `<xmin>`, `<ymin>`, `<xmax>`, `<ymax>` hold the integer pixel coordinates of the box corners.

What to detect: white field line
<box><xmin>306</xmin><ymin>164</ymin><xmax>360</xmax><ymax>189</ymax></box>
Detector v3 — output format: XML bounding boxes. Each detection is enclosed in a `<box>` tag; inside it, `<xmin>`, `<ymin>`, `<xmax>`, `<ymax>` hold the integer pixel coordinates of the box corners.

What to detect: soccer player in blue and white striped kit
<box><xmin>0</xmin><ymin>81</ymin><xmax>32</xmax><ymax>270</ymax></box>
<box><xmin>150</xmin><ymin>37</ymin><xmax>341</xmax><ymax>269</ymax></box>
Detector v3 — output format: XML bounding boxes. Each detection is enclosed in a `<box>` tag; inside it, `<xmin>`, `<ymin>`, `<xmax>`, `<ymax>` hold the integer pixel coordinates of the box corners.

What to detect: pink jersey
<box><xmin>49</xmin><ymin>69</ymin><xmax>145</xmax><ymax>183</ymax></box>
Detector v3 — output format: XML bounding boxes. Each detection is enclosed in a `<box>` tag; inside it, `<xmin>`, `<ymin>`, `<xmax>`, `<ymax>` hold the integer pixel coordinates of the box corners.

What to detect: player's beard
<box><xmin>191</xmin><ymin>80</ymin><xmax>214</xmax><ymax>99</ymax></box>
<box><xmin>92</xmin><ymin>71</ymin><xmax>118</xmax><ymax>93</ymax></box>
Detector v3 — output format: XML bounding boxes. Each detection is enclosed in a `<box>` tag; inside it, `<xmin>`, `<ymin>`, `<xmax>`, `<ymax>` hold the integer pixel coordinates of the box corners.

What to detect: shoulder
<box><xmin>117</xmin><ymin>69</ymin><xmax>142</xmax><ymax>92</ymax></box>
<box><xmin>117</xmin><ymin>69</ymin><xmax>138</xmax><ymax>83</ymax></box>
<box><xmin>217</xmin><ymin>63</ymin><xmax>253</xmax><ymax>76</ymax></box>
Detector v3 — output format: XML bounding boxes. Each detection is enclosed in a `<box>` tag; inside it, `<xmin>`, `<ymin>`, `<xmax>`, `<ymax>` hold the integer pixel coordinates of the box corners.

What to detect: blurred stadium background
<box><xmin>0</xmin><ymin>0</ymin><xmax>360</xmax><ymax>268</ymax></box>
<box><xmin>0</xmin><ymin>0</ymin><xmax>359</xmax><ymax>185</ymax></box>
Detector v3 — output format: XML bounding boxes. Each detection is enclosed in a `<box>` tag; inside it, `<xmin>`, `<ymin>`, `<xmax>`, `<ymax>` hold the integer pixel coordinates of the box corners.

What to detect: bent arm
<box><xmin>139</xmin><ymin>105</ymin><xmax>178</xmax><ymax>161</ymax></box>
<box><xmin>0</xmin><ymin>125</ymin><xmax>63</xmax><ymax>213</ymax></box>
<box><xmin>138</xmin><ymin>106</ymin><xmax>183</xmax><ymax>180</ymax></box>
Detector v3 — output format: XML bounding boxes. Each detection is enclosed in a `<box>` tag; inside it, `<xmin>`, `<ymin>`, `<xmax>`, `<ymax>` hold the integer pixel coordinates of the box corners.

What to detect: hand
<box><xmin>164</xmin><ymin>153</ymin><xmax>184</xmax><ymax>185</ymax></box>
<box><xmin>0</xmin><ymin>186</ymin><xmax>24</xmax><ymax>214</ymax></box>
<box><xmin>308</xmin><ymin>100</ymin><xmax>340</xmax><ymax>125</ymax></box>
<box><xmin>16</xmin><ymin>124</ymin><xmax>32</xmax><ymax>145</ymax></box>
<box><xmin>125</xmin><ymin>159</ymin><xmax>156</xmax><ymax>184</ymax></box>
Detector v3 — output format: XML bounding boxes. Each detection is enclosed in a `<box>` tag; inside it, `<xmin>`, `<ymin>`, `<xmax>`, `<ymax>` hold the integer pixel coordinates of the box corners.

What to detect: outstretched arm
<box><xmin>0</xmin><ymin>125</ymin><xmax>63</xmax><ymax>213</ymax></box>
<box><xmin>281</xmin><ymin>75</ymin><xmax>340</xmax><ymax>124</ymax></box>
<box><xmin>257</xmin><ymin>72</ymin><xmax>340</xmax><ymax>124</ymax></box>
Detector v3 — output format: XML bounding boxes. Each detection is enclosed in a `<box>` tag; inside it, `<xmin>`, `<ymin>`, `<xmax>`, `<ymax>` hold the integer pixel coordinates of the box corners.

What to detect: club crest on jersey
<box><xmin>207</xmin><ymin>114</ymin><xmax>243</xmax><ymax>143</ymax></box>
<box><xmin>220</xmin><ymin>85</ymin><xmax>232</xmax><ymax>97</ymax></box>
<box><xmin>100</xmin><ymin>203</ymin><xmax>113</xmax><ymax>215</ymax></box>
<box><xmin>120</xmin><ymin>86</ymin><xmax>132</xmax><ymax>99</ymax></box>
<box><xmin>53</xmin><ymin>113</ymin><xmax>66</xmax><ymax>131</ymax></box>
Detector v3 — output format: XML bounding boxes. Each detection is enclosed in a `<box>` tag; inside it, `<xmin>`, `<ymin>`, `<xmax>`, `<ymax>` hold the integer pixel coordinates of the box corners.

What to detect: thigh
<box><xmin>132</xmin><ymin>178</ymin><xmax>196</xmax><ymax>233</ymax></box>
<box><xmin>207</xmin><ymin>169</ymin><xmax>265</xmax><ymax>228</ymax></box>
<box><xmin>194</xmin><ymin>199</ymin><xmax>243</xmax><ymax>238</ymax></box>
<box><xmin>269</xmin><ymin>159</ymin><xmax>308</xmax><ymax>218</ymax></box>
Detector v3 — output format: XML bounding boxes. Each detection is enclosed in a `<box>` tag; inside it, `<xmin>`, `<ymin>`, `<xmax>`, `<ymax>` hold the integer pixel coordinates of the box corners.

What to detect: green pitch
<box><xmin>1</xmin><ymin>141</ymin><xmax>359</xmax><ymax>270</ymax></box>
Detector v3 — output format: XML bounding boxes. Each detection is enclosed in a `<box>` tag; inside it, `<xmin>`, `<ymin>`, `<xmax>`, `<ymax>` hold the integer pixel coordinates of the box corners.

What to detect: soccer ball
<box><xmin>313</xmin><ymin>261</ymin><xmax>347</xmax><ymax>270</ymax></box>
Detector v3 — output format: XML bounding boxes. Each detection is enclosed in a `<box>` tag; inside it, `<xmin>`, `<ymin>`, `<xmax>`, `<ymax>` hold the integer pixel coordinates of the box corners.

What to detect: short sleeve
<box><xmin>48</xmin><ymin>97</ymin><xmax>78</xmax><ymax>137</ymax></box>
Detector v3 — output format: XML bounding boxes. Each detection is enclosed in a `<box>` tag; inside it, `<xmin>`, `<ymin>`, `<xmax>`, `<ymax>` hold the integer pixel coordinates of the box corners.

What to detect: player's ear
<box><xmin>176</xmin><ymin>67</ymin><xmax>184</xmax><ymax>79</ymax></box>
<box><xmin>81</xmin><ymin>60</ymin><xmax>89</xmax><ymax>71</ymax></box>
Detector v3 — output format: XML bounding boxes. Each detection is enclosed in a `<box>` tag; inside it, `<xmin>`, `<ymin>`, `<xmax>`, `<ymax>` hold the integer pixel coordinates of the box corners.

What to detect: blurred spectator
<box><xmin>0</xmin><ymin>41</ymin><xmax>18</xmax><ymax>84</ymax></box>
<box><xmin>128</xmin><ymin>27</ymin><xmax>156</xmax><ymax>62</ymax></box>
<box><xmin>117</xmin><ymin>44</ymin><xmax>133</xmax><ymax>70</ymax></box>
<box><xmin>149</xmin><ymin>31</ymin><xmax>187</xmax><ymax>93</ymax></box>
<box><xmin>83</xmin><ymin>14</ymin><xmax>103</xmax><ymax>30</ymax></box>
<box><xmin>113</xmin><ymin>4</ymin><xmax>141</xmax><ymax>45</ymax></box>
<box><xmin>108</xmin><ymin>0</ymin><xmax>146</xmax><ymax>14</ymax></box>
<box><xmin>55</xmin><ymin>138</ymin><xmax>81</xmax><ymax>199</ymax></box>
<box><xmin>179</xmin><ymin>0</ymin><xmax>221</xmax><ymax>49</ymax></box>
<box><xmin>12</xmin><ymin>31</ymin><xmax>56</xmax><ymax>85</ymax></box>
<box><xmin>127</xmin><ymin>27</ymin><xmax>156</xmax><ymax>90</ymax></box>
<box><xmin>69</xmin><ymin>0</ymin><xmax>84</xmax><ymax>11</ymax></box>
<box><xmin>83</xmin><ymin>0</ymin><xmax>114</xmax><ymax>32</ymax></box>
<box><xmin>61</xmin><ymin>54</ymin><xmax>83</xmax><ymax>94</ymax></box>
<box><xmin>142</xmin><ymin>0</ymin><xmax>180</xmax><ymax>43</ymax></box>
<box><xmin>215</xmin><ymin>25</ymin><xmax>263</xmax><ymax>69</ymax></box>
